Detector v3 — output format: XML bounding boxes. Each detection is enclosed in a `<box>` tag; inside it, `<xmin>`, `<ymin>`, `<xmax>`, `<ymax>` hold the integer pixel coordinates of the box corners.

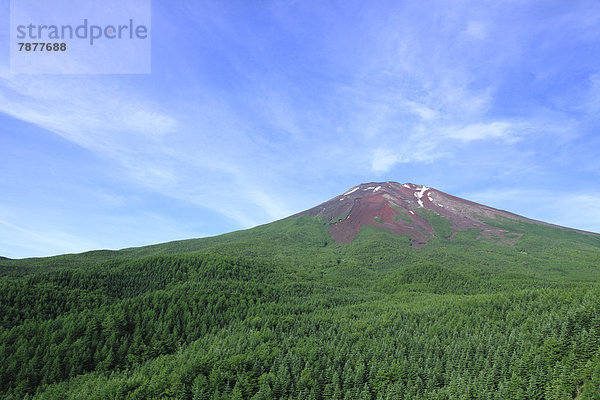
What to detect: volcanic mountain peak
<box><xmin>300</xmin><ymin>181</ymin><xmax>576</xmax><ymax>248</ymax></box>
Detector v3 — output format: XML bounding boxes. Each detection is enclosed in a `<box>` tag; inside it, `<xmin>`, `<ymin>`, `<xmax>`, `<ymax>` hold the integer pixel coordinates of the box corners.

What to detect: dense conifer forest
<box><xmin>1</xmin><ymin>216</ymin><xmax>600</xmax><ymax>399</ymax></box>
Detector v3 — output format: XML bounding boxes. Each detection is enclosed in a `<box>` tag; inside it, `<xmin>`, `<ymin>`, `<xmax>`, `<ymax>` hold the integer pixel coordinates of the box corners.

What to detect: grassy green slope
<box><xmin>0</xmin><ymin>216</ymin><xmax>336</xmax><ymax>276</ymax></box>
<box><xmin>1</xmin><ymin>215</ymin><xmax>600</xmax><ymax>399</ymax></box>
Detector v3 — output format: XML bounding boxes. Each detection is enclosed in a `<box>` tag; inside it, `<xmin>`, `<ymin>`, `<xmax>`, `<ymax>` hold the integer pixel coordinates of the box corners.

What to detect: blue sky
<box><xmin>1</xmin><ymin>0</ymin><xmax>600</xmax><ymax>258</ymax></box>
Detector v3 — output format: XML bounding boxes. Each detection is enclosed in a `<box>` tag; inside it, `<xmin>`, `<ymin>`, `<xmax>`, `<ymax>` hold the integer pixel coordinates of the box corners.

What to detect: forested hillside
<box><xmin>1</xmin><ymin>215</ymin><xmax>600</xmax><ymax>399</ymax></box>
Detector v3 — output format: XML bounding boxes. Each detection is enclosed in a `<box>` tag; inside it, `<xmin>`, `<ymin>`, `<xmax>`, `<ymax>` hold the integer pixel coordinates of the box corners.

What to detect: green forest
<box><xmin>1</xmin><ymin>215</ymin><xmax>600</xmax><ymax>399</ymax></box>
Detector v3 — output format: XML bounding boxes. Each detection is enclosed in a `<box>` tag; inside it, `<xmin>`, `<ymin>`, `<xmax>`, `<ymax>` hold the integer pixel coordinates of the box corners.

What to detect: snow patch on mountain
<box><xmin>344</xmin><ymin>187</ymin><xmax>359</xmax><ymax>196</ymax></box>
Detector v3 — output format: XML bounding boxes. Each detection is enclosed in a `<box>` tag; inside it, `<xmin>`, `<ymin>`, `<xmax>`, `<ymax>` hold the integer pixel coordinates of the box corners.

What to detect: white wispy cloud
<box><xmin>371</xmin><ymin>148</ymin><xmax>402</xmax><ymax>173</ymax></box>
<box><xmin>465</xmin><ymin>20</ymin><xmax>488</xmax><ymax>40</ymax></box>
<box><xmin>0</xmin><ymin>71</ymin><xmax>177</xmax><ymax>149</ymax></box>
<box><xmin>0</xmin><ymin>217</ymin><xmax>99</xmax><ymax>257</ymax></box>
<box><xmin>445</xmin><ymin>121</ymin><xmax>521</xmax><ymax>142</ymax></box>
<box><xmin>0</xmin><ymin>67</ymin><xmax>296</xmax><ymax>228</ymax></box>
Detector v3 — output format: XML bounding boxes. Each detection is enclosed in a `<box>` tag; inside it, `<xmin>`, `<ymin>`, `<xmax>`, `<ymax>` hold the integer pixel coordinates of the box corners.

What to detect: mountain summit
<box><xmin>299</xmin><ymin>181</ymin><xmax>586</xmax><ymax>248</ymax></box>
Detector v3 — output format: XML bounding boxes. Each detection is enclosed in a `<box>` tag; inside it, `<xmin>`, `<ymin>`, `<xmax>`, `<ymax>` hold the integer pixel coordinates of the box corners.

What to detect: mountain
<box><xmin>300</xmin><ymin>181</ymin><xmax>596</xmax><ymax>247</ymax></box>
<box><xmin>1</xmin><ymin>182</ymin><xmax>600</xmax><ymax>399</ymax></box>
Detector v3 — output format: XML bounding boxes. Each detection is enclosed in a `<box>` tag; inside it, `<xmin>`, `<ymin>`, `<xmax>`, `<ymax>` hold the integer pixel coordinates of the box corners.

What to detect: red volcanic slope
<box><xmin>298</xmin><ymin>182</ymin><xmax>594</xmax><ymax>248</ymax></box>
